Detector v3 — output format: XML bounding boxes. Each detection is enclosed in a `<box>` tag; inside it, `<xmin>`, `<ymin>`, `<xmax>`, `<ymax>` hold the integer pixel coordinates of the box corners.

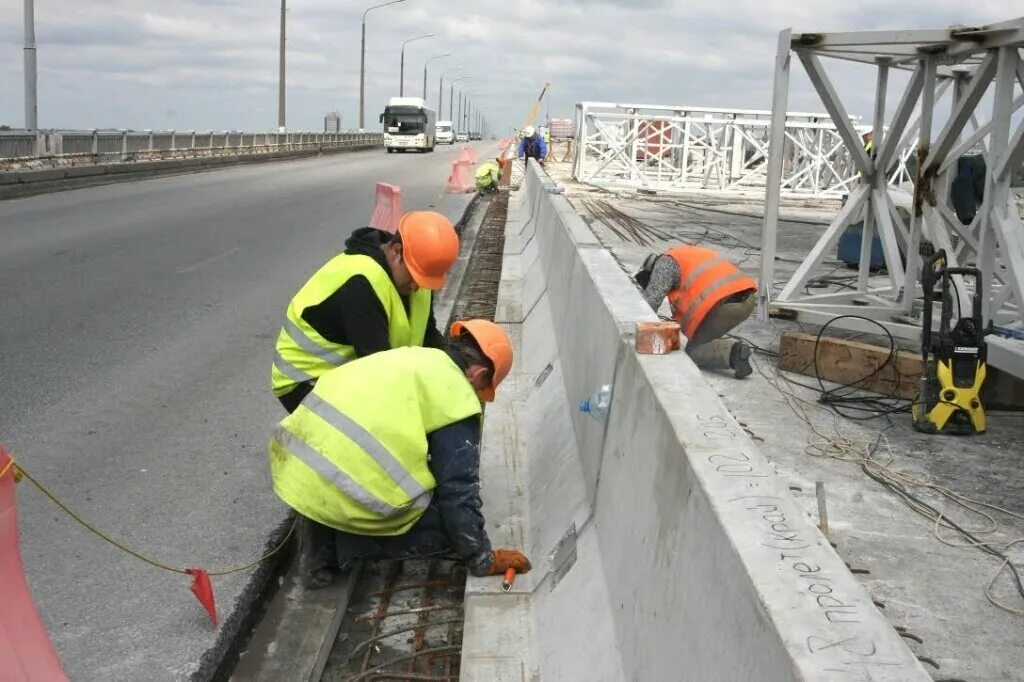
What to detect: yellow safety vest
<box><xmin>268</xmin><ymin>346</ymin><xmax>482</xmax><ymax>535</ymax></box>
<box><xmin>475</xmin><ymin>162</ymin><xmax>500</xmax><ymax>189</ymax></box>
<box><xmin>271</xmin><ymin>253</ymin><xmax>432</xmax><ymax>397</ymax></box>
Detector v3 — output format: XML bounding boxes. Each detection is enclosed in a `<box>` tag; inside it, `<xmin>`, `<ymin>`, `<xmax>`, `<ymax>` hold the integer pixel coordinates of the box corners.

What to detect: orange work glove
<box><xmin>485</xmin><ymin>548</ymin><xmax>532</xmax><ymax>576</ymax></box>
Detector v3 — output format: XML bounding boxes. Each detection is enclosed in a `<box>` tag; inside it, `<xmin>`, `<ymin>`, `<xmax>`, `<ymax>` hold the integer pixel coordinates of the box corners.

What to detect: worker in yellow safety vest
<box><xmin>271</xmin><ymin>211</ymin><xmax>460</xmax><ymax>412</ymax></box>
<box><xmin>475</xmin><ymin>157</ymin><xmax>506</xmax><ymax>192</ymax></box>
<box><xmin>269</xmin><ymin>319</ymin><xmax>532</xmax><ymax>587</ymax></box>
<box><xmin>634</xmin><ymin>245</ymin><xmax>758</xmax><ymax>378</ymax></box>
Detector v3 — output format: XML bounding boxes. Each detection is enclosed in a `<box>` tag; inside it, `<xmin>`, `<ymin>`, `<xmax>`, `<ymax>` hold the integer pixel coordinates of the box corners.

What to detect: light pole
<box><xmin>277</xmin><ymin>0</ymin><xmax>286</xmax><ymax>130</ymax></box>
<box><xmin>450</xmin><ymin>77</ymin><xmax>470</xmax><ymax>124</ymax></box>
<box><xmin>399</xmin><ymin>33</ymin><xmax>433</xmax><ymax>97</ymax></box>
<box><xmin>438</xmin><ymin>66</ymin><xmax>462</xmax><ymax>119</ymax></box>
<box><xmin>360</xmin><ymin>0</ymin><xmax>406</xmax><ymax>131</ymax></box>
<box><xmin>24</xmin><ymin>0</ymin><xmax>37</xmax><ymax>129</ymax></box>
<box><xmin>463</xmin><ymin>89</ymin><xmax>483</xmax><ymax>133</ymax></box>
<box><xmin>422</xmin><ymin>53</ymin><xmax>450</xmax><ymax>102</ymax></box>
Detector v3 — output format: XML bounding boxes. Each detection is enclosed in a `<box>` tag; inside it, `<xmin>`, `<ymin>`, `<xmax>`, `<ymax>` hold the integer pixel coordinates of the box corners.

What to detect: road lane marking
<box><xmin>175</xmin><ymin>246</ymin><xmax>242</xmax><ymax>275</ymax></box>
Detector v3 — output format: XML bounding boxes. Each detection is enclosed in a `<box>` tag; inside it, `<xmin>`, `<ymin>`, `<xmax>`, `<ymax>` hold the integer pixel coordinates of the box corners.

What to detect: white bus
<box><xmin>436</xmin><ymin>120</ymin><xmax>454</xmax><ymax>144</ymax></box>
<box><xmin>380</xmin><ymin>97</ymin><xmax>436</xmax><ymax>152</ymax></box>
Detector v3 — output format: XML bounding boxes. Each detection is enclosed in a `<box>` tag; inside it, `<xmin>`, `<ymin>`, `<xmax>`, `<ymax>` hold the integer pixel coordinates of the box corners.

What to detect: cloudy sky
<box><xmin>0</xmin><ymin>1</ymin><xmax>1014</xmax><ymax>134</ymax></box>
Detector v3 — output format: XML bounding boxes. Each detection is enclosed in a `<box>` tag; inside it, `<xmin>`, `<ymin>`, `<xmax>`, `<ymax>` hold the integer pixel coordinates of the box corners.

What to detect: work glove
<box><xmin>485</xmin><ymin>548</ymin><xmax>532</xmax><ymax>576</ymax></box>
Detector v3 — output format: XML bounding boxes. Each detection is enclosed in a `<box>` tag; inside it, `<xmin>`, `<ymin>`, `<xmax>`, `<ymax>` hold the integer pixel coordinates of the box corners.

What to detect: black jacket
<box><xmin>300</xmin><ymin>227</ymin><xmax>447</xmax><ymax>355</ymax></box>
<box><xmin>423</xmin><ymin>348</ymin><xmax>492</xmax><ymax>575</ymax></box>
<box><xmin>279</xmin><ymin>228</ymin><xmax>447</xmax><ymax>412</ymax></box>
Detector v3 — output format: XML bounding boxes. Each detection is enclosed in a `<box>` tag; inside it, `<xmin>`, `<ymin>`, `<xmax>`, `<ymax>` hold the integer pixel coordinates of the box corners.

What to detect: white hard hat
<box><xmin>523</xmin><ymin>126</ymin><xmax>535</xmax><ymax>137</ymax></box>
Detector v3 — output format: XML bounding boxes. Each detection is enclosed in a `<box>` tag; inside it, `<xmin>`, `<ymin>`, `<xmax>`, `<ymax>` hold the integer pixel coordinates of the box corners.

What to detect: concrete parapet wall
<box><xmin>461</xmin><ymin>162</ymin><xmax>930</xmax><ymax>680</ymax></box>
<box><xmin>0</xmin><ymin>142</ymin><xmax>380</xmax><ymax>200</ymax></box>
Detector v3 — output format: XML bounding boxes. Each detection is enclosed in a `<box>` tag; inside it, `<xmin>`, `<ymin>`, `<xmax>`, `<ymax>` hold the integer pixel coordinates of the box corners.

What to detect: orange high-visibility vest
<box><xmin>665</xmin><ymin>246</ymin><xmax>757</xmax><ymax>339</ymax></box>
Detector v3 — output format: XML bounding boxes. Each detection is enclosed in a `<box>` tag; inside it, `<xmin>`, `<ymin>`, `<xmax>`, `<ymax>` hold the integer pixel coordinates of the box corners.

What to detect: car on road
<box><xmin>469</xmin><ymin>132</ymin><xmax>482</xmax><ymax>141</ymax></box>
<box><xmin>456</xmin><ymin>132</ymin><xmax>469</xmax><ymax>143</ymax></box>
<box><xmin>436</xmin><ymin>121</ymin><xmax>454</xmax><ymax>144</ymax></box>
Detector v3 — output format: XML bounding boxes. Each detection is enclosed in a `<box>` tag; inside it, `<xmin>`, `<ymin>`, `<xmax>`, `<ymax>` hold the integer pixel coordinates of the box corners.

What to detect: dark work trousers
<box><xmin>334</xmin><ymin>503</ymin><xmax>454</xmax><ymax>568</ymax></box>
<box><xmin>686</xmin><ymin>290</ymin><xmax>756</xmax><ymax>369</ymax></box>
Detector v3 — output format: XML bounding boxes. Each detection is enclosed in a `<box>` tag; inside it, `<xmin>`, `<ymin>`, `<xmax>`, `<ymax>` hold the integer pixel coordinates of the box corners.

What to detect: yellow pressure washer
<box><xmin>912</xmin><ymin>249</ymin><xmax>987</xmax><ymax>434</ymax></box>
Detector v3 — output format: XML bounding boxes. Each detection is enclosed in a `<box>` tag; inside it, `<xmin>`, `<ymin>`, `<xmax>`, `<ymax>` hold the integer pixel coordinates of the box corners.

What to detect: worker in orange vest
<box><xmin>634</xmin><ymin>245</ymin><xmax>757</xmax><ymax>378</ymax></box>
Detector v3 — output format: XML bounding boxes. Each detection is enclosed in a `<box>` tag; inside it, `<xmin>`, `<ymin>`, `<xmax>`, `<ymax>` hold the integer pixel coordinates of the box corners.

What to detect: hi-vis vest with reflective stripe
<box><xmin>269</xmin><ymin>346</ymin><xmax>482</xmax><ymax>536</ymax></box>
<box><xmin>665</xmin><ymin>246</ymin><xmax>757</xmax><ymax>339</ymax></box>
<box><xmin>271</xmin><ymin>253</ymin><xmax>432</xmax><ymax>397</ymax></box>
<box><xmin>475</xmin><ymin>162</ymin><xmax>500</xmax><ymax>189</ymax></box>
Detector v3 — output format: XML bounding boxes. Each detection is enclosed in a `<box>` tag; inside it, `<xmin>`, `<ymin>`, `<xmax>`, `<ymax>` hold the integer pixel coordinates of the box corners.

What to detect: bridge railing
<box><xmin>573</xmin><ymin>101</ymin><xmax>915</xmax><ymax>197</ymax></box>
<box><xmin>0</xmin><ymin>130</ymin><xmax>383</xmax><ymax>167</ymax></box>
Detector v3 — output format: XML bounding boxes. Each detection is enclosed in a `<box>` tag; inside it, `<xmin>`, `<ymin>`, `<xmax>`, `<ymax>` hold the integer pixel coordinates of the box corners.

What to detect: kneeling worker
<box><xmin>269</xmin><ymin>319</ymin><xmax>531</xmax><ymax>586</ymax></box>
<box><xmin>271</xmin><ymin>211</ymin><xmax>459</xmax><ymax>412</ymax></box>
<box><xmin>475</xmin><ymin>157</ymin><xmax>506</xmax><ymax>192</ymax></box>
<box><xmin>634</xmin><ymin>245</ymin><xmax>756</xmax><ymax>378</ymax></box>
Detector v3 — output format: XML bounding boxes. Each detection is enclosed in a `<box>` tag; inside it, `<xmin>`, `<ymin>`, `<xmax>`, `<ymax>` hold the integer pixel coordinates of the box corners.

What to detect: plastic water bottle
<box><xmin>579</xmin><ymin>385</ymin><xmax>612</xmax><ymax>423</ymax></box>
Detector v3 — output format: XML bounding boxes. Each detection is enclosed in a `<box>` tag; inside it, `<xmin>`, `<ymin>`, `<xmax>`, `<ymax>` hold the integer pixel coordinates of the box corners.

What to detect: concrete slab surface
<box><xmin>545</xmin><ymin>150</ymin><xmax>1024</xmax><ymax>681</ymax></box>
<box><xmin>0</xmin><ymin>142</ymin><xmax>493</xmax><ymax>680</ymax></box>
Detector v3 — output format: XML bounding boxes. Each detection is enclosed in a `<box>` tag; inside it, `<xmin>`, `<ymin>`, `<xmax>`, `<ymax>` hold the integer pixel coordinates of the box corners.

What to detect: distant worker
<box><xmin>269</xmin><ymin>319</ymin><xmax>531</xmax><ymax>587</ymax></box>
<box><xmin>518</xmin><ymin>126</ymin><xmax>548</xmax><ymax>165</ymax></box>
<box><xmin>634</xmin><ymin>245</ymin><xmax>757</xmax><ymax>378</ymax></box>
<box><xmin>475</xmin><ymin>157</ymin><xmax>506</xmax><ymax>192</ymax></box>
<box><xmin>271</xmin><ymin>211</ymin><xmax>460</xmax><ymax>412</ymax></box>
<box><xmin>540</xmin><ymin>125</ymin><xmax>551</xmax><ymax>147</ymax></box>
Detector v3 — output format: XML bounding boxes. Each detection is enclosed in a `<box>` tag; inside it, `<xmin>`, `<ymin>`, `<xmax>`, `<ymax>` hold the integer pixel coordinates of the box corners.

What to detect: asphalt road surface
<box><xmin>0</xmin><ymin>142</ymin><xmax>485</xmax><ymax>680</ymax></box>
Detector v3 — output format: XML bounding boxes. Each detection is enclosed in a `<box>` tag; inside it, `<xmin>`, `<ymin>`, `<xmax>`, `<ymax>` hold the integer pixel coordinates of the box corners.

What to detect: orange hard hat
<box><xmin>450</xmin><ymin>319</ymin><xmax>513</xmax><ymax>402</ymax></box>
<box><xmin>398</xmin><ymin>211</ymin><xmax>460</xmax><ymax>290</ymax></box>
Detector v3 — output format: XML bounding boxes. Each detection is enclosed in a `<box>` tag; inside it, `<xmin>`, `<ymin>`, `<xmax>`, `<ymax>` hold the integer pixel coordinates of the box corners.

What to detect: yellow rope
<box><xmin>0</xmin><ymin>458</ymin><xmax>14</xmax><ymax>481</ymax></box>
<box><xmin>4</xmin><ymin>451</ymin><xmax>295</xmax><ymax>577</ymax></box>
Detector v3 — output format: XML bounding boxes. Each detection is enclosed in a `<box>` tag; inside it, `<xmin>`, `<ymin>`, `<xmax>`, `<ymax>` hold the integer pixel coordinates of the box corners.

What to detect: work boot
<box><xmin>730</xmin><ymin>341</ymin><xmax>752</xmax><ymax>379</ymax></box>
<box><xmin>301</xmin><ymin>566</ymin><xmax>336</xmax><ymax>590</ymax></box>
<box><xmin>297</xmin><ymin>517</ymin><xmax>337</xmax><ymax>590</ymax></box>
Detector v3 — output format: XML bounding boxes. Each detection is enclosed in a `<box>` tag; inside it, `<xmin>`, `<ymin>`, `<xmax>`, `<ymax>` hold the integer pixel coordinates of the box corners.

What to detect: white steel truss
<box><xmin>572</xmin><ymin>101</ymin><xmax>914</xmax><ymax>197</ymax></box>
<box><xmin>759</xmin><ymin>17</ymin><xmax>1024</xmax><ymax>379</ymax></box>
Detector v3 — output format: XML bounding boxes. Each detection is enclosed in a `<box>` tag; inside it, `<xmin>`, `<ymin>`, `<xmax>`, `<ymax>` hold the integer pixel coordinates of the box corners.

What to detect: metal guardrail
<box><xmin>573</xmin><ymin>101</ymin><xmax>915</xmax><ymax>197</ymax></box>
<box><xmin>0</xmin><ymin>130</ymin><xmax>383</xmax><ymax>167</ymax></box>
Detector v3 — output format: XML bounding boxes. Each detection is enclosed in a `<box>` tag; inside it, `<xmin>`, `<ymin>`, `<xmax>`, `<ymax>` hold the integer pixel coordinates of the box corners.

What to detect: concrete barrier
<box><xmin>0</xmin><ymin>143</ymin><xmax>380</xmax><ymax>200</ymax></box>
<box><xmin>461</xmin><ymin>163</ymin><xmax>930</xmax><ymax>680</ymax></box>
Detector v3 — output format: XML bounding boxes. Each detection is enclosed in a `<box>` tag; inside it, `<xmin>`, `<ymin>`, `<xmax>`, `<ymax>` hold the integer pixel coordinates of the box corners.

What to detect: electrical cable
<box><xmin>752</xmin><ymin>345</ymin><xmax>1024</xmax><ymax>615</ymax></box>
<box><xmin>811</xmin><ymin>315</ymin><xmax>914</xmax><ymax>421</ymax></box>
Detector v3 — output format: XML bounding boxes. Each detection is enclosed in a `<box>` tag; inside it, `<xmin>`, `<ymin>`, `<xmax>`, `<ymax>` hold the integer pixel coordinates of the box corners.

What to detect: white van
<box><xmin>436</xmin><ymin>120</ymin><xmax>455</xmax><ymax>145</ymax></box>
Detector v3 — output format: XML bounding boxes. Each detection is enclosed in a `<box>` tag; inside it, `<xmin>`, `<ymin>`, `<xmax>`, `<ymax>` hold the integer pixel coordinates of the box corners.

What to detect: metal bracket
<box><xmin>534</xmin><ymin>362</ymin><xmax>554</xmax><ymax>388</ymax></box>
<box><xmin>547</xmin><ymin>523</ymin><xmax>578</xmax><ymax>590</ymax></box>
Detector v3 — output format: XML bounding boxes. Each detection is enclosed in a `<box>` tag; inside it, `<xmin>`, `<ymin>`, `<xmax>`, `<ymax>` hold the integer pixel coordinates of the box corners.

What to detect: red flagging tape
<box><xmin>186</xmin><ymin>568</ymin><xmax>218</xmax><ymax>626</ymax></box>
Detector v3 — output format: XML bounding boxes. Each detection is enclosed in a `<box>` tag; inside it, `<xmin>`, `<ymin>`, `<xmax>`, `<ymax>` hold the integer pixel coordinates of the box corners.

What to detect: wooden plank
<box><xmin>777</xmin><ymin>330</ymin><xmax>920</xmax><ymax>399</ymax></box>
<box><xmin>777</xmin><ymin>330</ymin><xmax>1024</xmax><ymax>409</ymax></box>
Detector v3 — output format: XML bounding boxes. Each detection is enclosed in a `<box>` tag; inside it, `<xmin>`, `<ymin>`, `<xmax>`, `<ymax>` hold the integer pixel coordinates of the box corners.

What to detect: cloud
<box><xmin>0</xmin><ymin>0</ymin><xmax>1016</xmax><ymax>133</ymax></box>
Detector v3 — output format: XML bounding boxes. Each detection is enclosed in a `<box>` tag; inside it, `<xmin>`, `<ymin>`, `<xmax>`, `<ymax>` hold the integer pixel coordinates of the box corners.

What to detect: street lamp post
<box><xmin>438</xmin><ymin>67</ymin><xmax>462</xmax><ymax>119</ymax></box>
<box><xmin>23</xmin><ymin>0</ymin><xmax>37</xmax><ymax>130</ymax></box>
<box><xmin>422</xmin><ymin>53</ymin><xmax>450</xmax><ymax>102</ymax></box>
<box><xmin>399</xmin><ymin>33</ymin><xmax>433</xmax><ymax>97</ymax></box>
<box><xmin>360</xmin><ymin>0</ymin><xmax>406</xmax><ymax>131</ymax></box>
<box><xmin>463</xmin><ymin>90</ymin><xmax>484</xmax><ymax>134</ymax></box>
<box><xmin>450</xmin><ymin>76</ymin><xmax>470</xmax><ymax>123</ymax></box>
<box><xmin>278</xmin><ymin>0</ymin><xmax>286</xmax><ymax>130</ymax></box>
